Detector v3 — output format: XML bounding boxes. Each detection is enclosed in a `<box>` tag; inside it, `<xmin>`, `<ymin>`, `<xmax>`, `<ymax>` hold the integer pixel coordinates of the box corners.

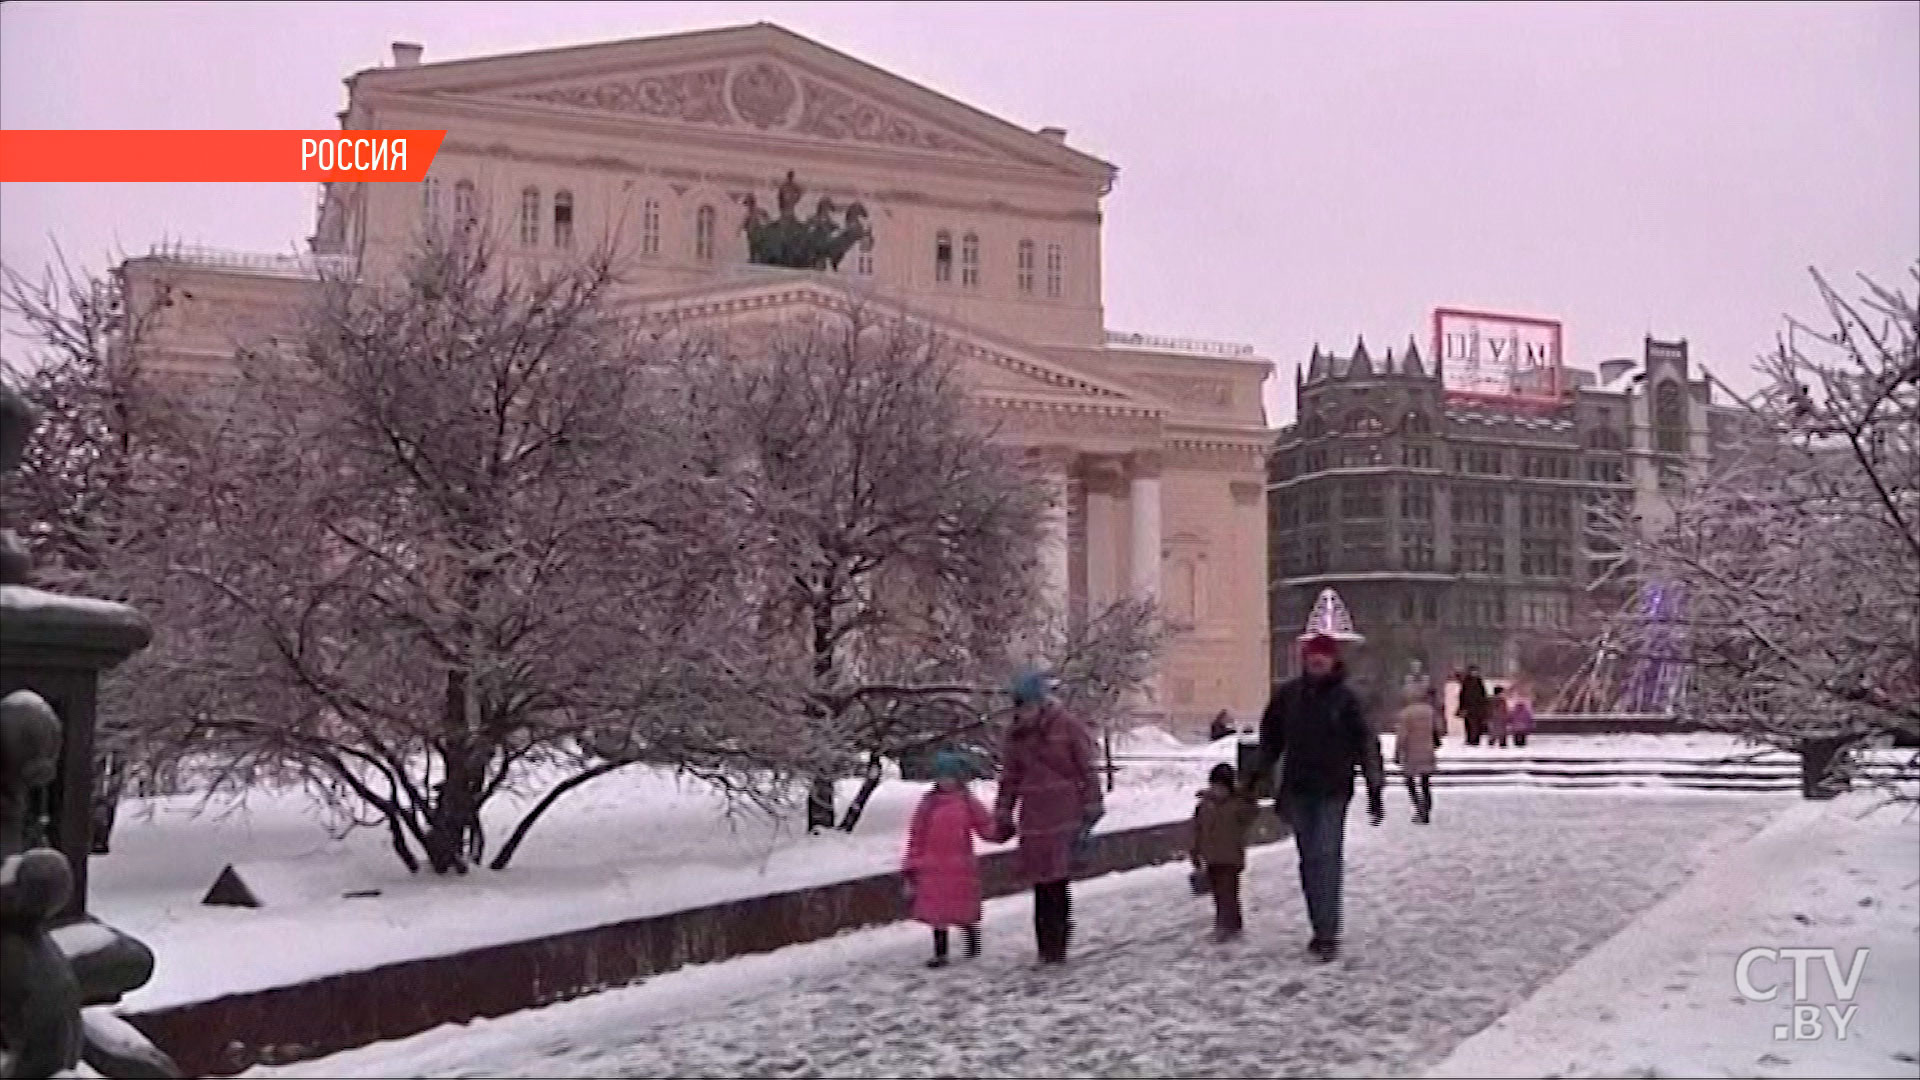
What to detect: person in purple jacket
<box><xmin>992</xmin><ymin>671</ymin><xmax>1103</xmax><ymax>965</ymax></box>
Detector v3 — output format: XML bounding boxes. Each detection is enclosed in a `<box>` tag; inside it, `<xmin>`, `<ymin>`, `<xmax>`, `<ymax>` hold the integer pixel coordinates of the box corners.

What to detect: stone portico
<box><xmin>119</xmin><ymin>23</ymin><xmax>1275</xmax><ymax>733</ymax></box>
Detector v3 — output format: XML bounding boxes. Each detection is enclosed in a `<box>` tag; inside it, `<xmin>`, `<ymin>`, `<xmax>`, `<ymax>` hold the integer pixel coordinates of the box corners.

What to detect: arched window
<box><xmin>1045</xmin><ymin>242</ymin><xmax>1064</xmax><ymax>298</ymax></box>
<box><xmin>1655</xmin><ymin>380</ymin><xmax>1685</xmax><ymax>453</ymax></box>
<box><xmin>1402</xmin><ymin>410</ymin><xmax>1431</xmax><ymax>435</ymax></box>
<box><xmin>1017</xmin><ymin>239</ymin><xmax>1035</xmax><ymax>294</ymax></box>
<box><xmin>960</xmin><ymin>232</ymin><xmax>980</xmax><ymax>287</ymax></box>
<box><xmin>1347</xmin><ymin>410</ymin><xmax>1384</xmax><ymax>434</ymax></box>
<box><xmin>854</xmin><ymin>233</ymin><xmax>874</xmax><ymax>276</ymax></box>
<box><xmin>453</xmin><ymin>180</ymin><xmax>477</xmax><ymax>230</ymax></box>
<box><xmin>421</xmin><ymin>177</ymin><xmax>442</xmax><ymax>224</ymax></box>
<box><xmin>519</xmin><ymin>187</ymin><xmax>541</xmax><ymax>246</ymax></box>
<box><xmin>641</xmin><ymin>198</ymin><xmax>661</xmax><ymax>256</ymax></box>
<box><xmin>553</xmin><ymin>190</ymin><xmax>575</xmax><ymax>249</ymax></box>
<box><xmin>694</xmin><ymin>204</ymin><xmax>716</xmax><ymax>261</ymax></box>
<box><xmin>934</xmin><ymin>230</ymin><xmax>953</xmax><ymax>283</ymax></box>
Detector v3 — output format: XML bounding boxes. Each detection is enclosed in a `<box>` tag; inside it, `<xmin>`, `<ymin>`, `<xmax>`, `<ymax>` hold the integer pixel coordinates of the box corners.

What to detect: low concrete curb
<box><xmin>128</xmin><ymin>807</ymin><xmax>1290</xmax><ymax>1076</ymax></box>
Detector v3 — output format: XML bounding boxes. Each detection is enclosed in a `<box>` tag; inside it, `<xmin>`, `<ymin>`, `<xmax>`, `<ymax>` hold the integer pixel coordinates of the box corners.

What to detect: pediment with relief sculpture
<box><xmin>364</xmin><ymin>24</ymin><xmax>1111</xmax><ymax>178</ymax></box>
<box><xmin>626</xmin><ymin>273</ymin><xmax>1164</xmax><ymax>416</ymax></box>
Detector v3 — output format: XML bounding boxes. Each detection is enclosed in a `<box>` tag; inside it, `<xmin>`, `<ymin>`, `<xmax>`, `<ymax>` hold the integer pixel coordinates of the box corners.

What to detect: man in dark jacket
<box><xmin>1458</xmin><ymin>666</ymin><xmax>1491</xmax><ymax>746</ymax></box>
<box><xmin>1246</xmin><ymin>633</ymin><xmax>1386</xmax><ymax>962</ymax></box>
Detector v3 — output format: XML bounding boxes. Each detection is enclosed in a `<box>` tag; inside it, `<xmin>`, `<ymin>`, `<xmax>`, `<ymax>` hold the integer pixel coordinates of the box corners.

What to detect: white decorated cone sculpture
<box><xmin>1299</xmin><ymin>587</ymin><xmax>1364</xmax><ymax>643</ymax></box>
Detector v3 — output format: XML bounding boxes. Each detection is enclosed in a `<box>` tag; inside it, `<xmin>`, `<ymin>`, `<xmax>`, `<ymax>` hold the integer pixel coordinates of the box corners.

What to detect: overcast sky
<box><xmin>3</xmin><ymin>1</ymin><xmax>1915</xmax><ymax>422</ymax></box>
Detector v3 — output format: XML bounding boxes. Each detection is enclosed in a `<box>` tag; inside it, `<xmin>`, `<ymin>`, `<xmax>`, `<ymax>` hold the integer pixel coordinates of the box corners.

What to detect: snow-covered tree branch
<box><xmin>1590</xmin><ymin>264</ymin><xmax>1919</xmax><ymax>797</ymax></box>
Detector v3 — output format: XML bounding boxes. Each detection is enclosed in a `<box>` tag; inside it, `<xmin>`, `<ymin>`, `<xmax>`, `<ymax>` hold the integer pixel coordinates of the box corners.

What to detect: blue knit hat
<box><xmin>1009</xmin><ymin>670</ymin><xmax>1050</xmax><ymax>707</ymax></box>
<box><xmin>933</xmin><ymin>749</ymin><xmax>970</xmax><ymax>780</ymax></box>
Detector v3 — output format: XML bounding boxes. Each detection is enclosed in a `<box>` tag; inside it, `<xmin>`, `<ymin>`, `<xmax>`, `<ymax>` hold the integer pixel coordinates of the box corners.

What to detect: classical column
<box><xmin>1129</xmin><ymin>449</ymin><xmax>1164</xmax><ymax>716</ymax></box>
<box><xmin>1082</xmin><ymin>458</ymin><xmax>1127</xmax><ymax>618</ymax></box>
<box><xmin>1036</xmin><ymin>447</ymin><xmax>1077</xmax><ymax>623</ymax></box>
<box><xmin>1129</xmin><ymin>450</ymin><xmax>1163</xmax><ymax>605</ymax></box>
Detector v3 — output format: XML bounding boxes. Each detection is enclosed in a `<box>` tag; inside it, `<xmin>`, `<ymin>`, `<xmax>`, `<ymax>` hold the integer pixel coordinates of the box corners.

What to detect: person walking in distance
<box><xmin>1457</xmin><ymin>665</ymin><xmax>1491</xmax><ymax>747</ymax></box>
<box><xmin>1394</xmin><ymin>679</ymin><xmax>1438</xmax><ymax>824</ymax></box>
<box><xmin>1486</xmin><ymin>686</ymin><xmax>1512</xmax><ymax>748</ymax></box>
<box><xmin>993</xmin><ymin>671</ymin><xmax>1103</xmax><ymax>965</ymax></box>
<box><xmin>1247</xmin><ymin>634</ymin><xmax>1386</xmax><ymax>962</ymax></box>
<box><xmin>1509</xmin><ymin>690</ymin><xmax>1536</xmax><ymax>748</ymax></box>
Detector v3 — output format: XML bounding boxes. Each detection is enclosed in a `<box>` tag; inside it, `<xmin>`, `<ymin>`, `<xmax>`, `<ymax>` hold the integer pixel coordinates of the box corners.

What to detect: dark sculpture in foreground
<box><xmin>742</xmin><ymin>170</ymin><xmax>871</xmax><ymax>271</ymax></box>
<box><xmin>0</xmin><ymin>381</ymin><xmax>180</xmax><ymax>1079</ymax></box>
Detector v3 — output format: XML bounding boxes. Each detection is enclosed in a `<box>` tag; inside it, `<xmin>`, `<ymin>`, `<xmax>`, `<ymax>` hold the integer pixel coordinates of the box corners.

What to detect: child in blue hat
<box><xmin>901</xmin><ymin>748</ymin><xmax>995</xmax><ymax>968</ymax></box>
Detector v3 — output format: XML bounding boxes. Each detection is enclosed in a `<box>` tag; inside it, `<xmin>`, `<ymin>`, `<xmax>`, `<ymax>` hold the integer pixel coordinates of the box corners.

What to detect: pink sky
<box><xmin>2</xmin><ymin>1</ymin><xmax>1915</xmax><ymax>422</ymax></box>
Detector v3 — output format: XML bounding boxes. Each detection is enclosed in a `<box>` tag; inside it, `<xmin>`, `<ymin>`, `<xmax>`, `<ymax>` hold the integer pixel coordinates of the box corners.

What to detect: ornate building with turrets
<box><xmin>1266</xmin><ymin>331</ymin><xmax>1744</xmax><ymax>710</ymax></box>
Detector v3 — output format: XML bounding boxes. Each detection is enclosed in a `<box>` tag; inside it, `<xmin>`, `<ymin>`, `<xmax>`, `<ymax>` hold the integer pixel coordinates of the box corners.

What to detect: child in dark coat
<box><xmin>1190</xmin><ymin>762</ymin><xmax>1259</xmax><ymax>942</ymax></box>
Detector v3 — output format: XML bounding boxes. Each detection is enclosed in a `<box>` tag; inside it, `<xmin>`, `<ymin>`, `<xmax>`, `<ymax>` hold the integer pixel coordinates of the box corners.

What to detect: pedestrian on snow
<box><xmin>1394</xmin><ymin>679</ymin><xmax>1438</xmax><ymax>824</ymax></box>
<box><xmin>1190</xmin><ymin>762</ymin><xmax>1259</xmax><ymax>941</ymax></box>
<box><xmin>1487</xmin><ymin>687</ymin><xmax>1511</xmax><ymax>747</ymax></box>
<box><xmin>1246</xmin><ymin>633</ymin><xmax>1386</xmax><ymax>963</ymax></box>
<box><xmin>902</xmin><ymin>749</ymin><xmax>995</xmax><ymax>969</ymax></box>
<box><xmin>993</xmin><ymin>671</ymin><xmax>1103</xmax><ymax>965</ymax></box>
<box><xmin>1457</xmin><ymin>666</ymin><xmax>1491</xmax><ymax>746</ymax></box>
<box><xmin>1509</xmin><ymin>692</ymin><xmax>1535</xmax><ymax>748</ymax></box>
<box><xmin>1208</xmin><ymin>710</ymin><xmax>1237</xmax><ymax>743</ymax></box>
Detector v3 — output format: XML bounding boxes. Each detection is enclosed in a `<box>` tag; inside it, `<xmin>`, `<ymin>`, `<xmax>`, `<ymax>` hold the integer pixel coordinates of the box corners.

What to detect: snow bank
<box><xmin>94</xmin><ymin>764</ymin><xmax>1205</xmax><ymax>1013</ymax></box>
<box><xmin>1427</xmin><ymin>794</ymin><xmax>1920</xmax><ymax>1079</ymax></box>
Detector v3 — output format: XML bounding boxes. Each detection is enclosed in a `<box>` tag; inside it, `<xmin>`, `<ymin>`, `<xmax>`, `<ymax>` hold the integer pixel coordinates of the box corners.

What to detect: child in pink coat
<box><xmin>902</xmin><ymin>749</ymin><xmax>996</xmax><ymax>968</ymax></box>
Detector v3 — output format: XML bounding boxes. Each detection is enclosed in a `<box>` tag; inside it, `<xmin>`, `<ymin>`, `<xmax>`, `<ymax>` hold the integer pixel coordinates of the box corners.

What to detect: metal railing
<box><xmin>145</xmin><ymin>241</ymin><xmax>355</xmax><ymax>280</ymax></box>
<box><xmin>1105</xmin><ymin>330</ymin><xmax>1256</xmax><ymax>359</ymax></box>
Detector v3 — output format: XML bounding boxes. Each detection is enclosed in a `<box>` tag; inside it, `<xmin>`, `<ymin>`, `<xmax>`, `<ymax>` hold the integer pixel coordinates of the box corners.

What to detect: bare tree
<box><xmin>149</xmin><ymin>231</ymin><xmax>793</xmax><ymax>873</ymax></box>
<box><xmin>0</xmin><ymin>248</ymin><xmax>200</xmax><ymax>850</ymax></box>
<box><xmin>1591</xmin><ymin>264</ymin><xmax>1919</xmax><ymax>797</ymax></box>
<box><xmin>676</xmin><ymin>309</ymin><xmax>1169</xmax><ymax>832</ymax></box>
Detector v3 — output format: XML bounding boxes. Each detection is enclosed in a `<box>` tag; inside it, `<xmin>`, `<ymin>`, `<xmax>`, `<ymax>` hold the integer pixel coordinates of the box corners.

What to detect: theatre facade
<box><xmin>122</xmin><ymin>22</ymin><xmax>1277</xmax><ymax>734</ymax></box>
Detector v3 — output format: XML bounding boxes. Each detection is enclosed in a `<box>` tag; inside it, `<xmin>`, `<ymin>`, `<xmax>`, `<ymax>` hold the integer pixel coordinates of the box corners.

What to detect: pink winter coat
<box><xmin>902</xmin><ymin>786</ymin><xmax>995</xmax><ymax>928</ymax></box>
<box><xmin>1509</xmin><ymin>700</ymin><xmax>1536</xmax><ymax>734</ymax></box>
<box><xmin>993</xmin><ymin>704</ymin><xmax>1103</xmax><ymax>886</ymax></box>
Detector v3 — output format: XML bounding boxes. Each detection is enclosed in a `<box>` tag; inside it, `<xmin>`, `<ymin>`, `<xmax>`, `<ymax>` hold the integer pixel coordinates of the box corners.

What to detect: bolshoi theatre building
<box><xmin>122</xmin><ymin>23</ymin><xmax>1277</xmax><ymax>734</ymax></box>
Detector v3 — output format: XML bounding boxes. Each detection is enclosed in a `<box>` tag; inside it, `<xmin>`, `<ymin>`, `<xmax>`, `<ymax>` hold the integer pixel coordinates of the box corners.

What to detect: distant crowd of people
<box><xmin>897</xmin><ymin>643</ymin><xmax>1541</xmax><ymax>971</ymax></box>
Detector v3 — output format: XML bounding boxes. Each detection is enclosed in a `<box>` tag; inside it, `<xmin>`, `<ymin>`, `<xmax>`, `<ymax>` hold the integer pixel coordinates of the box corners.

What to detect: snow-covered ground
<box><xmin>245</xmin><ymin>789</ymin><xmax>1782</xmax><ymax>1079</ymax></box>
<box><xmin>1429</xmin><ymin>793</ymin><xmax>1920</xmax><ymax>1079</ymax></box>
<box><xmin>95</xmin><ymin>734</ymin><xmax>1204</xmax><ymax>1012</ymax></box>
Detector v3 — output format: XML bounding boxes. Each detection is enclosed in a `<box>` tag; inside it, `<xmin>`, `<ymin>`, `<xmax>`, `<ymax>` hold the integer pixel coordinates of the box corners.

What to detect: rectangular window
<box><xmin>642</xmin><ymin>198</ymin><xmax>661</xmax><ymax>256</ymax></box>
<box><xmin>1045</xmin><ymin>243</ymin><xmax>1063</xmax><ymax>298</ymax></box>
<box><xmin>1454</xmin><ymin>535</ymin><xmax>1505</xmax><ymax>575</ymax></box>
<box><xmin>935</xmin><ymin>231</ymin><xmax>953</xmax><ymax>283</ymax></box>
<box><xmin>855</xmin><ymin>235</ymin><xmax>874</xmax><ymax>276</ymax></box>
<box><xmin>1400</xmin><ymin>479</ymin><xmax>1432</xmax><ymax>520</ymax></box>
<box><xmin>1345</xmin><ymin>525</ymin><xmax>1388</xmax><ymax>571</ymax></box>
<box><xmin>554</xmin><ymin>190</ymin><xmax>575</xmax><ymax>249</ymax></box>
<box><xmin>422</xmin><ymin>177</ymin><xmax>441</xmax><ymax>223</ymax></box>
<box><xmin>693</xmin><ymin>204</ymin><xmax>714</xmax><ymax>261</ymax></box>
<box><xmin>1341</xmin><ymin>478</ymin><xmax>1385</xmax><ymax>519</ymax></box>
<box><xmin>519</xmin><ymin>187</ymin><xmax>541</xmax><ymax>246</ymax></box>
<box><xmin>1422</xmin><ymin>594</ymin><xmax>1439</xmax><ymax>623</ymax></box>
<box><xmin>1303</xmin><ymin>485</ymin><xmax>1331</xmax><ymax>524</ymax></box>
<box><xmin>1521</xmin><ymin>539</ymin><xmax>1573</xmax><ymax>579</ymax></box>
<box><xmin>1401</xmin><ymin>443</ymin><xmax>1433</xmax><ymax>469</ymax></box>
<box><xmin>1017</xmin><ymin>239</ymin><xmax>1035</xmax><ymax>294</ymax></box>
<box><xmin>1400</xmin><ymin>530</ymin><xmax>1435</xmax><ymax>571</ymax></box>
<box><xmin>960</xmin><ymin>233</ymin><xmax>980</xmax><ymax>287</ymax></box>
<box><xmin>1453</xmin><ymin>486</ymin><xmax>1505</xmax><ymax>527</ymax></box>
<box><xmin>1305</xmin><ymin>534</ymin><xmax>1330</xmax><ymax>574</ymax></box>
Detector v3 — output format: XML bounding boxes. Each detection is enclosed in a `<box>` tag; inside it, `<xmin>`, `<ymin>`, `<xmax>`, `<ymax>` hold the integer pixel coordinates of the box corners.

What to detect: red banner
<box><xmin>0</xmin><ymin>130</ymin><xmax>447</xmax><ymax>182</ymax></box>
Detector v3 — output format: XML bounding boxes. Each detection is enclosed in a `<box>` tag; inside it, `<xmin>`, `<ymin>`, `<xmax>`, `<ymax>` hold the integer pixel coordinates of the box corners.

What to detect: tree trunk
<box><xmin>89</xmin><ymin>751</ymin><xmax>128</xmax><ymax>855</ymax></box>
<box><xmin>806</xmin><ymin>777</ymin><xmax>837</xmax><ymax>833</ymax></box>
<box><xmin>424</xmin><ymin>741</ymin><xmax>485</xmax><ymax>874</ymax></box>
<box><xmin>1799</xmin><ymin>735</ymin><xmax>1851</xmax><ymax>800</ymax></box>
<box><xmin>837</xmin><ymin>753</ymin><xmax>886</xmax><ymax>832</ymax></box>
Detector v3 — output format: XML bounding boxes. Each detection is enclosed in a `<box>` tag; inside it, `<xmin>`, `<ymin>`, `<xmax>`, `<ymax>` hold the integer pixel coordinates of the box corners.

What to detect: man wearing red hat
<box><xmin>1246</xmin><ymin>632</ymin><xmax>1386</xmax><ymax>962</ymax></box>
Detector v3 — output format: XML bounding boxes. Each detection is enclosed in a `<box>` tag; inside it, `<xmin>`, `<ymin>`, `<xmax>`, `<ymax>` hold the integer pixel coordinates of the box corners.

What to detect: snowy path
<box><xmin>253</xmin><ymin>791</ymin><xmax>1780</xmax><ymax>1079</ymax></box>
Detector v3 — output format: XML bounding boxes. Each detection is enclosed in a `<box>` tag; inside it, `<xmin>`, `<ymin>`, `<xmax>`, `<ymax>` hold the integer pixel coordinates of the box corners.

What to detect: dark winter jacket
<box><xmin>1458</xmin><ymin>674</ymin><xmax>1491</xmax><ymax>721</ymax></box>
<box><xmin>1190</xmin><ymin>786</ymin><xmax>1258</xmax><ymax>868</ymax></box>
<box><xmin>1251</xmin><ymin>664</ymin><xmax>1387</xmax><ymax>800</ymax></box>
